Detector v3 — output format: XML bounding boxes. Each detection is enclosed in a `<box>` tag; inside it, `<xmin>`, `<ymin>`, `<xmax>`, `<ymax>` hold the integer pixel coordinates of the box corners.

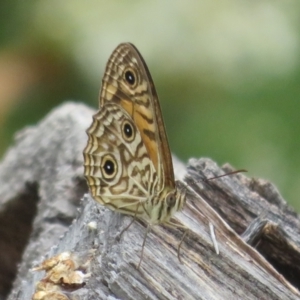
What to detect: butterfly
<box><xmin>83</xmin><ymin>43</ymin><xmax>187</xmax><ymax>268</ymax></box>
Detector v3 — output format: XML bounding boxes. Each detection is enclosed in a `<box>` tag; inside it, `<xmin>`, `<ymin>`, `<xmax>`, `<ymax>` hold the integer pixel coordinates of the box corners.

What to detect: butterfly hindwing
<box><xmin>84</xmin><ymin>103</ymin><xmax>157</xmax><ymax>216</ymax></box>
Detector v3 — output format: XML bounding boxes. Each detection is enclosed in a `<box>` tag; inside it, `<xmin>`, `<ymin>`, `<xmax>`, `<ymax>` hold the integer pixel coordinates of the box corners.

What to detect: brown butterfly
<box><xmin>83</xmin><ymin>43</ymin><xmax>187</xmax><ymax>268</ymax></box>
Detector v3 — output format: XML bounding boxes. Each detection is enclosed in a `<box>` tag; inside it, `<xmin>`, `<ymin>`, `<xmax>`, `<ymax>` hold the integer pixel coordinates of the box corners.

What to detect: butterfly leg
<box><xmin>137</xmin><ymin>223</ymin><xmax>152</xmax><ymax>269</ymax></box>
<box><xmin>117</xmin><ymin>217</ymin><xmax>136</xmax><ymax>240</ymax></box>
<box><xmin>165</xmin><ymin>220</ymin><xmax>189</xmax><ymax>264</ymax></box>
<box><xmin>117</xmin><ymin>202</ymin><xmax>141</xmax><ymax>240</ymax></box>
<box><xmin>177</xmin><ymin>228</ymin><xmax>189</xmax><ymax>263</ymax></box>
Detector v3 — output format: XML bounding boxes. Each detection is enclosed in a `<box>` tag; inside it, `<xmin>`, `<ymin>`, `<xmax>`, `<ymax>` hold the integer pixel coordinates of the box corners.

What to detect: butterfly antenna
<box><xmin>205</xmin><ymin>169</ymin><xmax>247</xmax><ymax>181</ymax></box>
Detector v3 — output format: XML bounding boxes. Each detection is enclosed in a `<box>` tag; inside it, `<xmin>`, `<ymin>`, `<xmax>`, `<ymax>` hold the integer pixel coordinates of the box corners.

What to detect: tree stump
<box><xmin>0</xmin><ymin>102</ymin><xmax>299</xmax><ymax>300</ymax></box>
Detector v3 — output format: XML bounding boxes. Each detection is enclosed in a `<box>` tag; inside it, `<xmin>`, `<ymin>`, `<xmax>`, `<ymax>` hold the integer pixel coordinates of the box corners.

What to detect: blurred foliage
<box><xmin>1</xmin><ymin>1</ymin><xmax>300</xmax><ymax>211</ymax></box>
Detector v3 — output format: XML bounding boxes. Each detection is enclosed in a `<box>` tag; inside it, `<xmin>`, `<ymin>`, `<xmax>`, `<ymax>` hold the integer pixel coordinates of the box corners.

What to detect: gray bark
<box><xmin>0</xmin><ymin>102</ymin><xmax>299</xmax><ymax>300</ymax></box>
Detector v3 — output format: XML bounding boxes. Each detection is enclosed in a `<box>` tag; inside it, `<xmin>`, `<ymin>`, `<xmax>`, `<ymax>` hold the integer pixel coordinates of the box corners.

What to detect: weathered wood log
<box><xmin>0</xmin><ymin>102</ymin><xmax>299</xmax><ymax>299</ymax></box>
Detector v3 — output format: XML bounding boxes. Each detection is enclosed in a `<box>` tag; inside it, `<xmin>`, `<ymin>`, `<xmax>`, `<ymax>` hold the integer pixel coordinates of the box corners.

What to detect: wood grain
<box><xmin>0</xmin><ymin>103</ymin><xmax>298</xmax><ymax>300</ymax></box>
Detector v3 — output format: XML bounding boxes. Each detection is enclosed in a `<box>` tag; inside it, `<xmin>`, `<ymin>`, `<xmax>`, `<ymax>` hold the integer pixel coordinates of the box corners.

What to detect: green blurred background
<box><xmin>1</xmin><ymin>1</ymin><xmax>300</xmax><ymax>211</ymax></box>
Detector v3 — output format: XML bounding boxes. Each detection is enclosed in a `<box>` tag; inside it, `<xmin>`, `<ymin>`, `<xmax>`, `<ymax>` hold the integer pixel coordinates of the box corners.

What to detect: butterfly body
<box><xmin>83</xmin><ymin>43</ymin><xmax>186</xmax><ymax>251</ymax></box>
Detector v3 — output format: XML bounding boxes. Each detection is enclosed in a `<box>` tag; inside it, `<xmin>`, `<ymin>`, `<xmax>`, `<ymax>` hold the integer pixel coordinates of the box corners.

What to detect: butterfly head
<box><xmin>149</xmin><ymin>183</ymin><xmax>186</xmax><ymax>224</ymax></box>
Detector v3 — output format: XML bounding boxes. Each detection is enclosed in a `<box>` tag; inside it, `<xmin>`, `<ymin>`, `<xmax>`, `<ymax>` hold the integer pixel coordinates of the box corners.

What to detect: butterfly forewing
<box><xmin>99</xmin><ymin>43</ymin><xmax>175</xmax><ymax>191</ymax></box>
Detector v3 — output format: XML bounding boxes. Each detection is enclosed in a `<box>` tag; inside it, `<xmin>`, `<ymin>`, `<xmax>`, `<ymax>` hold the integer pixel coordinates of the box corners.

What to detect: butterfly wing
<box><xmin>84</xmin><ymin>103</ymin><xmax>158</xmax><ymax>216</ymax></box>
<box><xmin>99</xmin><ymin>43</ymin><xmax>175</xmax><ymax>191</ymax></box>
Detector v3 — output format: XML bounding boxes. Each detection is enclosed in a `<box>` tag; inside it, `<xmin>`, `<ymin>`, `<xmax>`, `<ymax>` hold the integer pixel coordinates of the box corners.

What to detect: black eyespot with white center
<box><xmin>103</xmin><ymin>160</ymin><xmax>114</xmax><ymax>175</ymax></box>
<box><xmin>121</xmin><ymin>120</ymin><xmax>135</xmax><ymax>142</ymax></box>
<box><xmin>101</xmin><ymin>154</ymin><xmax>117</xmax><ymax>180</ymax></box>
<box><xmin>123</xmin><ymin>67</ymin><xmax>137</xmax><ymax>87</ymax></box>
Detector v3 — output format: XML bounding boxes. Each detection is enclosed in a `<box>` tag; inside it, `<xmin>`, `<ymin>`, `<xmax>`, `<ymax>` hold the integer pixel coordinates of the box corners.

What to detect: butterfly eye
<box><xmin>123</xmin><ymin>68</ymin><xmax>137</xmax><ymax>86</ymax></box>
<box><xmin>101</xmin><ymin>154</ymin><xmax>117</xmax><ymax>179</ymax></box>
<box><xmin>166</xmin><ymin>192</ymin><xmax>176</xmax><ymax>209</ymax></box>
<box><xmin>121</xmin><ymin>120</ymin><xmax>135</xmax><ymax>142</ymax></box>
